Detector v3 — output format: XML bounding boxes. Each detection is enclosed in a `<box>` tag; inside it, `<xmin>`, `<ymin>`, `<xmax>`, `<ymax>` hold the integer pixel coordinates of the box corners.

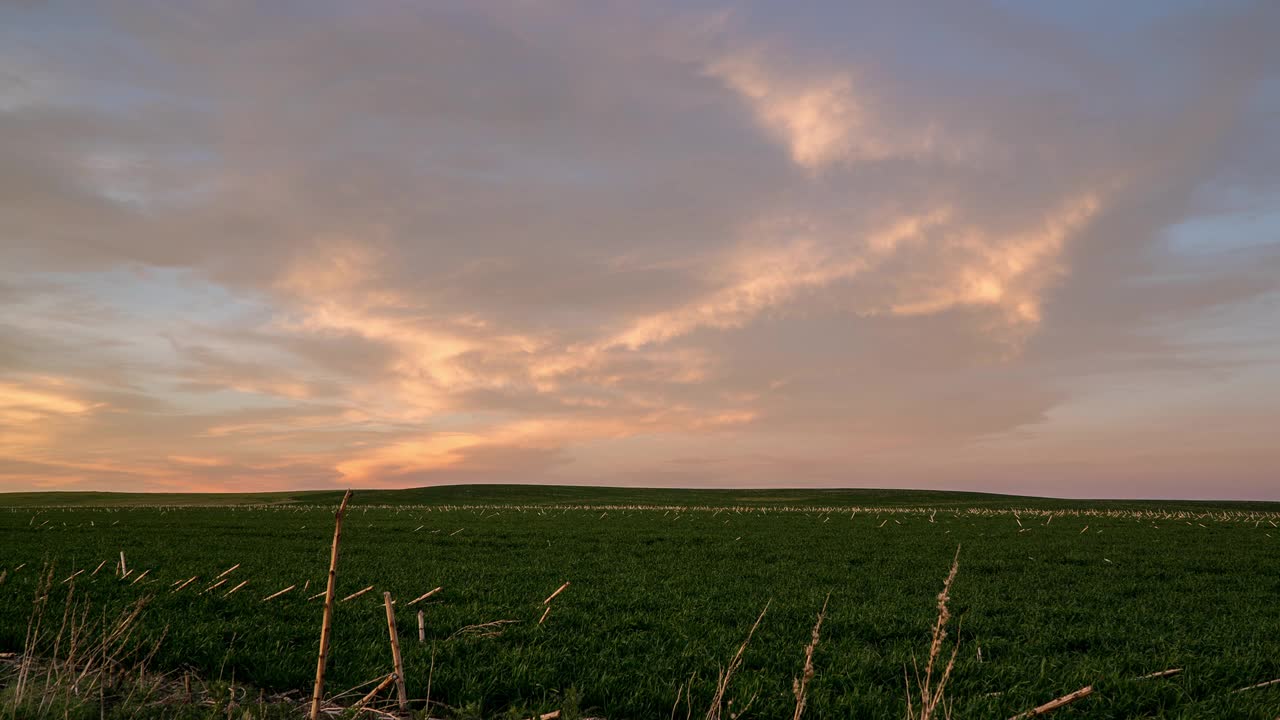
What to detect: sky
<box><xmin>2</xmin><ymin>1</ymin><xmax>1278</xmax><ymax>499</ymax></box>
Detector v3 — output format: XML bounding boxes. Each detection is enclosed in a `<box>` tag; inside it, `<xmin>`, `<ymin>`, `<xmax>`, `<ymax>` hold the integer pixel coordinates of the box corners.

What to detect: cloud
<box><xmin>0</xmin><ymin>1</ymin><xmax>1277</xmax><ymax>497</ymax></box>
<box><xmin>335</xmin><ymin>410</ymin><xmax>757</xmax><ymax>484</ymax></box>
<box><xmin>0</xmin><ymin>378</ymin><xmax>95</xmax><ymax>420</ymax></box>
<box><xmin>707</xmin><ymin>53</ymin><xmax>867</xmax><ymax>170</ymax></box>
<box><xmin>884</xmin><ymin>192</ymin><xmax>1101</xmax><ymax>330</ymax></box>
<box><xmin>705</xmin><ymin>51</ymin><xmax>979</xmax><ymax>170</ymax></box>
<box><xmin>599</xmin><ymin>209</ymin><xmax>952</xmax><ymax>350</ymax></box>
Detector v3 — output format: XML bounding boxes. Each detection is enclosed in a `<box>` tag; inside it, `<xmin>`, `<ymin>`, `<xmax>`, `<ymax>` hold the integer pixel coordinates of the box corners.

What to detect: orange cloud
<box><xmin>166</xmin><ymin>454</ymin><xmax>229</xmax><ymax>467</ymax></box>
<box><xmin>0</xmin><ymin>378</ymin><xmax>100</xmax><ymax>458</ymax></box>
<box><xmin>706</xmin><ymin>52</ymin><xmax>981</xmax><ymax>170</ymax></box>
<box><xmin>887</xmin><ymin>192</ymin><xmax>1101</xmax><ymax>329</ymax></box>
<box><xmin>0</xmin><ymin>379</ymin><xmax>95</xmax><ymax>419</ymax></box>
<box><xmin>588</xmin><ymin>210</ymin><xmax>953</xmax><ymax>353</ymax></box>
<box><xmin>335</xmin><ymin>409</ymin><xmax>758</xmax><ymax>484</ymax></box>
<box><xmin>708</xmin><ymin>53</ymin><xmax>867</xmax><ymax>169</ymax></box>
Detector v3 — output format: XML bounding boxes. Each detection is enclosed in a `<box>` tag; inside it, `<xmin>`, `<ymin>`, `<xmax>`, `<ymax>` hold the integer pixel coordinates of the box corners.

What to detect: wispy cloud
<box><xmin>706</xmin><ymin>51</ymin><xmax>977</xmax><ymax>170</ymax></box>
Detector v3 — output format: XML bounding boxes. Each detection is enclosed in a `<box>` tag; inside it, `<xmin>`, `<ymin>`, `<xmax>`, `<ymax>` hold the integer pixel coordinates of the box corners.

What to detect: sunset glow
<box><xmin>2</xmin><ymin>2</ymin><xmax>1278</xmax><ymax>498</ymax></box>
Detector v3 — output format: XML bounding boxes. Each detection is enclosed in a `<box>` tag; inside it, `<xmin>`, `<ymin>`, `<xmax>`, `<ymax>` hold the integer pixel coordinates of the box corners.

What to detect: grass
<box><xmin>0</xmin><ymin>487</ymin><xmax>1278</xmax><ymax>718</ymax></box>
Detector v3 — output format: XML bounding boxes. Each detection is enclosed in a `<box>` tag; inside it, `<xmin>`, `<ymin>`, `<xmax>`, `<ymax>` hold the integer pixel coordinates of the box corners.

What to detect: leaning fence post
<box><xmin>384</xmin><ymin>592</ymin><xmax>409</xmax><ymax>717</ymax></box>
<box><xmin>308</xmin><ymin>489</ymin><xmax>352</xmax><ymax>720</ymax></box>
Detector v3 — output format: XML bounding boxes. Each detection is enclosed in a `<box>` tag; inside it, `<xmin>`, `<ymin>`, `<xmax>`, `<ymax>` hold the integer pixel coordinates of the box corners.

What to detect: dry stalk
<box><xmin>906</xmin><ymin>545</ymin><xmax>961</xmax><ymax>720</ymax></box>
<box><xmin>792</xmin><ymin>593</ymin><xmax>829</xmax><ymax>720</ymax></box>
<box><xmin>310</xmin><ymin>488</ymin><xmax>353</xmax><ymax>720</ymax></box>
<box><xmin>1233</xmin><ymin>677</ymin><xmax>1280</xmax><ymax>693</ymax></box>
<box><xmin>406</xmin><ymin>586</ymin><xmax>443</xmax><ymax>606</ymax></box>
<box><xmin>16</xmin><ymin>564</ymin><xmax>54</xmax><ymax>704</ymax></box>
<box><xmin>448</xmin><ymin>619</ymin><xmax>520</xmax><ymax>640</ymax></box>
<box><xmin>425</xmin><ymin>640</ymin><xmax>437</xmax><ymax>716</ymax></box>
<box><xmin>542</xmin><ymin>581</ymin><xmax>571</xmax><ymax>605</ymax></box>
<box><xmin>262</xmin><ymin>584</ymin><xmax>296</xmax><ymax>602</ymax></box>
<box><xmin>382</xmin><ymin>592</ymin><xmax>409</xmax><ymax>715</ymax></box>
<box><xmin>328</xmin><ymin>673</ymin><xmax>392</xmax><ymax>704</ymax></box>
<box><xmin>1007</xmin><ymin>685</ymin><xmax>1094</xmax><ymax>719</ymax></box>
<box><xmin>705</xmin><ymin>601</ymin><xmax>769</xmax><ymax>720</ymax></box>
<box><xmin>341</xmin><ymin>585</ymin><xmax>375</xmax><ymax>603</ymax></box>
<box><xmin>9</xmin><ymin>574</ymin><xmax>162</xmax><ymax>717</ymax></box>
<box><xmin>349</xmin><ymin>673</ymin><xmax>397</xmax><ymax>712</ymax></box>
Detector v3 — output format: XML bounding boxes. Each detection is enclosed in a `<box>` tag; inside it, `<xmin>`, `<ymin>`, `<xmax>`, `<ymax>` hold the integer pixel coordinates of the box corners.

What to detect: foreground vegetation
<box><xmin>1</xmin><ymin>486</ymin><xmax>1278</xmax><ymax>718</ymax></box>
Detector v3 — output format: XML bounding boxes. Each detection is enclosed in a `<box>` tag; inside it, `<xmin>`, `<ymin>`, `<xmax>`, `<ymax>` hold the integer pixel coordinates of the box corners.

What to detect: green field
<box><xmin>2</xmin><ymin>486</ymin><xmax>1278</xmax><ymax>718</ymax></box>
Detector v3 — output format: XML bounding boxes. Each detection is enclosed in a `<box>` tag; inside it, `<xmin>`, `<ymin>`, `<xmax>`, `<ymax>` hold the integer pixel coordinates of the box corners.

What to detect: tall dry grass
<box><xmin>791</xmin><ymin>593</ymin><xmax>829</xmax><ymax>720</ymax></box>
<box><xmin>704</xmin><ymin>602</ymin><xmax>769</xmax><ymax>720</ymax></box>
<box><xmin>2</xmin><ymin>563</ymin><xmax>168</xmax><ymax>719</ymax></box>
<box><xmin>905</xmin><ymin>545</ymin><xmax>961</xmax><ymax>720</ymax></box>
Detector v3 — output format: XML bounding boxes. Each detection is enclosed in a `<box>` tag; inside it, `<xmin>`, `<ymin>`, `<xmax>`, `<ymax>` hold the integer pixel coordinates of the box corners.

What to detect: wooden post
<box><xmin>417</xmin><ymin>610</ymin><xmax>425</xmax><ymax>643</ymax></box>
<box><xmin>383</xmin><ymin>592</ymin><xmax>409</xmax><ymax>717</ymax></box>
<box><xmin>308</xmin><ymin>489</ymin><xmax>352</xmax><ymax>720</ymax></box>
<box><xmin>119</xmin><ymin>551</ymin><xmax>127</xmax><ymax>577</ymax></box>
